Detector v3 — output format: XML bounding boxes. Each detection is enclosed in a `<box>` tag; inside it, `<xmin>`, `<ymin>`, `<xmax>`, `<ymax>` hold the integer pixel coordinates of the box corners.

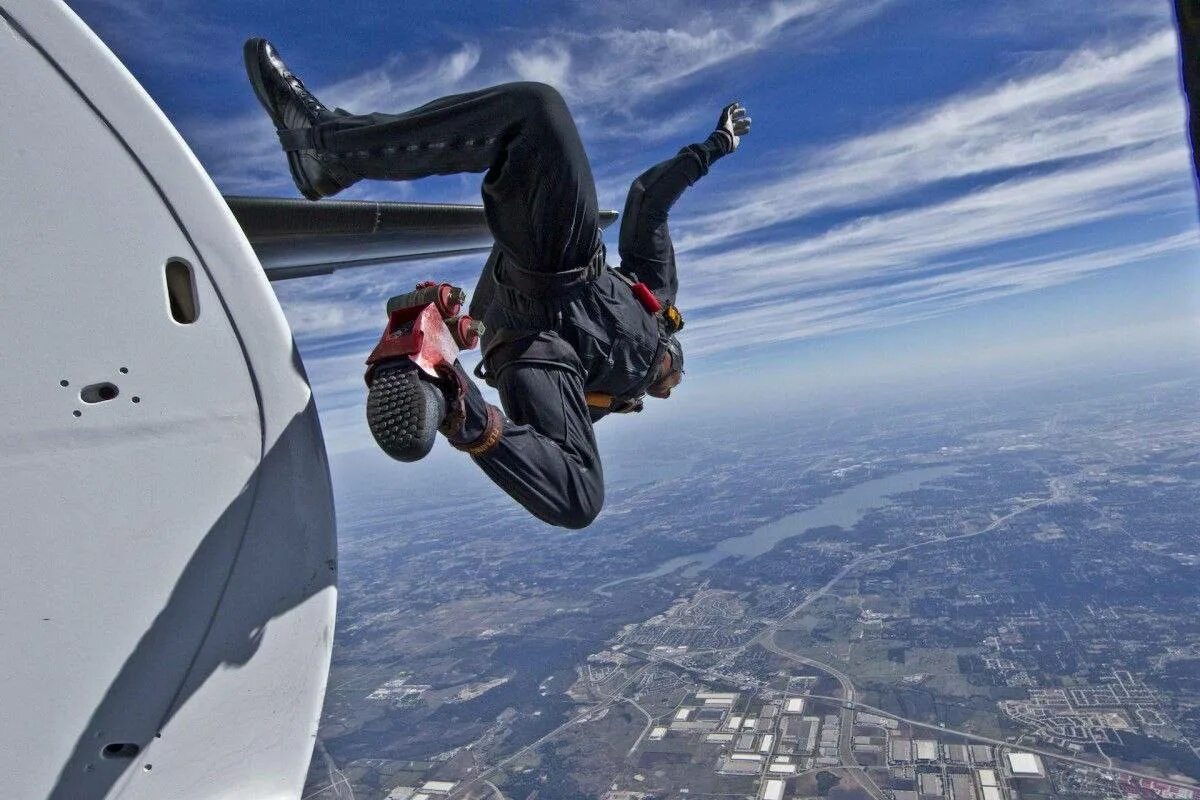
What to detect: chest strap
<box><xmin>586</xmin><ymin>391</ymin><xmax>644</xmax><ymax>414</ymax></box>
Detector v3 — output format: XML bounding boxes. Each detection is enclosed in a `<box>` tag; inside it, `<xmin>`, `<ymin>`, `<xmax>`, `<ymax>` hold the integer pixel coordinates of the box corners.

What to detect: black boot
<box><xmin>243</xmin><ymin>38</ymin><xmax>355</xmax><ymax>200</ymax></box>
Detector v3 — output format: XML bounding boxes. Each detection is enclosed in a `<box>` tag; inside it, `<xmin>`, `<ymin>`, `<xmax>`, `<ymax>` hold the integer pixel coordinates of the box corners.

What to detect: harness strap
<box><xmin>498</xmin><ymin>245</ymin><xmax>607</xmax><ymax>298</ymax></box>
<box><xmin>586</xmin><ymin>391</ymin><xmax>643</xmax><ymax>414</ymax></box>
<box><xmin>450</xmin><ymin>404</ymin><xmax>504</xmax><ymax>456</ymax></box>
<box><xmin>474</xmin><ymin>327</ymin><xmax>541</xmax><ymax>388</ymax></box>
<box><xmin>662</xmin><ymin>303</ymin><xmax>685</xmax><ymax>334</ymax></box>
<box><xmin>278</xmin><ymin>127</ymin><xmax>317</xmax><ymax>151</ymax></box>
<box><xmin>478</xmin><ymin>264</ymin><xmax>681</xmax><ymax>414</ymax></box>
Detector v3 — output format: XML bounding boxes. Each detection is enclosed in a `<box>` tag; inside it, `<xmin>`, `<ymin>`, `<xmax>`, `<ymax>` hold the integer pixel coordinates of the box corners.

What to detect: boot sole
<box><xmin>366</xmin><ymin>363</ymin><xmax>446</xmax><ymax>462</ymax></box>
<box><xmin>242</xmin><ymin>38</ymin><xmax>325</xmax><ymax>201</ymax></box>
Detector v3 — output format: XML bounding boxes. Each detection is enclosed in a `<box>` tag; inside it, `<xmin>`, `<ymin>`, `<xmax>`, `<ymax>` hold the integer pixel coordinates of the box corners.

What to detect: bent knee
<box><xmin>556</xmin><ymin>506</ymin><xmax>600</xmax><ymax>530</ymax></box>
<box><xmin>553</xmin><ymin>489</ymin><xmax>603</xmax><ymax>530</ymax></box>
<box><xmin>503</xmin><ymin>81</ymin><xmax>566</xmax><ymax>109</ymax></box>
<box><xmin>498</xmin><ymin>82</ymin><xmax>571</xmax><ymax>130</ymax></box>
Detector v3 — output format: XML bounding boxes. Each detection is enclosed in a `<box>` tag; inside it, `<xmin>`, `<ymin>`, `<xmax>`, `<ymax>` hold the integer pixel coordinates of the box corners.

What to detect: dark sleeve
<box><xmin>618</xmin><ymin>131</ymin><xmax>731</xmax><ymax>305</ymax></box>
<box><xmin>460</xmin><ymin>354</ymin><xmax>604</xmax><ymax>529</ymax></box>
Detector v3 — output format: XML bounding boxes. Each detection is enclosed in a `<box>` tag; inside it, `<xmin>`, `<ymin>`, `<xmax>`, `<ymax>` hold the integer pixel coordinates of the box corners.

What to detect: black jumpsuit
<box><xmin>314</xmin><ymin>82</ymin><xmax>731</xmax><ymax>527</ymax></box>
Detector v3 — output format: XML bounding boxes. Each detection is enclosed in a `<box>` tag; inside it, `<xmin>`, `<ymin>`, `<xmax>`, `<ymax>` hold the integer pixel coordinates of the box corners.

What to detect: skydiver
<box><xmin>245</xmin><ymin>39</ymin><xmax>751</xmax><ymax>529</ymax></box>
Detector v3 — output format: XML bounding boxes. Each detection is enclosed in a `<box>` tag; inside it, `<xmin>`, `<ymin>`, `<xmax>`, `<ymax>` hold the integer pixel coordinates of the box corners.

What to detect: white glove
<box><xmin>715</xmin><ymin>101</ymin><xmax>752</xmax><ymax>153</ymax></box>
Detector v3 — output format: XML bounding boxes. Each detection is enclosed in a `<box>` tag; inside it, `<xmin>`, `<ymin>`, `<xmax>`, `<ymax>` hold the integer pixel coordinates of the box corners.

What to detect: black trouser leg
<box><xmin>315</xmin><ymin>82</ymin><xmax>601</xmax><ymax>276</ymax></box>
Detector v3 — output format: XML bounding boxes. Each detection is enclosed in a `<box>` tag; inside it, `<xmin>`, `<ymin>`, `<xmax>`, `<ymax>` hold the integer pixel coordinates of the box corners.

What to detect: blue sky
<box><xmin>69</xmin><ymin>0</ymin><xmax>1200</xmax><ymax>459</ymax></box>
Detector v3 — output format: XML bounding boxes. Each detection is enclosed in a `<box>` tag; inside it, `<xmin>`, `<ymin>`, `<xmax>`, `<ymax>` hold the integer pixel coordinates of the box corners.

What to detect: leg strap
<box><xmin>278</xmin><ymin>127</ymin><xmax>317</xmax><ymax>151</ymax></box>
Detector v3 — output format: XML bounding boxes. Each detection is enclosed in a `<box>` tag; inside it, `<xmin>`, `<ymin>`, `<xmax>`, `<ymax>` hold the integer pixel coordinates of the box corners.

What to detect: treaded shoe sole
<box><xmin>242</xmin><ymin>38</ymin><xmax>336</xmax><ymax>201</ymax></box>
<box><xmin>366</xmin><ymin>363</ymin><xmax>446</xmax><ymax>462</ymax></box>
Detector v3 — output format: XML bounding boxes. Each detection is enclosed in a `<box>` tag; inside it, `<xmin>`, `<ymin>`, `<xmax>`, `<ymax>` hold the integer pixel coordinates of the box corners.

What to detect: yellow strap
<box><xmin>663</xmin><ymin>304</ymin><xmax>684</xmax><ymax>333</ymax></box>
<box><xmin>586</xmin><ymin>391</ymin><xmax>614</xmax><ymax>410</ymax></box>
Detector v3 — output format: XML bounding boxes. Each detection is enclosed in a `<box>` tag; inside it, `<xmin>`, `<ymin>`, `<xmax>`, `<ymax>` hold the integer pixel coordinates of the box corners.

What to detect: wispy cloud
<box><xmin>686</xmin><ymin>144</ymin><xmax>1186</xmax><ymax>303</ymax></box>
<box><xmin>678</xmin><ymin>32</ymin><xmax>1183</xmax><ymax>249</ymax></box>
<box><xmin>510</xmin><ymin>0</ymin><xmax>893</xmax><ymax>135</ymax></box>
<box><xmin>184</xmin><ymin>44</ymin><xmax>484</xmax><ymax>195</ymax></box>
<box><xmin>68</xmin><ymin>0</ymin><xmax>233</xmax><ymax>71</ymax></box>
<box><xmin>182</xmin><ymin>0</ymin><xmax>889</xmax><ymax>193</ymax></box>
<box><xmin>680</xmin><ymin>230</ymin><xmax>1199</xmax><ymax>356</ymax></box>
<box><xmin>666</xmin><ymin>30</ymin><xmax>1196</xmax><ymax>353</ymax></box>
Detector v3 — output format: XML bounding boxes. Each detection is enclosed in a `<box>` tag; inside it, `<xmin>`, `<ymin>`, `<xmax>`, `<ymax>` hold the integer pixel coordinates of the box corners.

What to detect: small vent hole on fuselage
<box><xmin>101</xmin><ymin>743</ymin><xmax>140</xmax><ymax>760</ymax></box>
<box><xmin>165</xmin><ymin>258</ymin><xmax>199</xmax><ymax>324</ymax></box>
<box><xmin>80</xmin><ymin>383</ymin><xmax>120</xmax><ymax>404</ymax></box>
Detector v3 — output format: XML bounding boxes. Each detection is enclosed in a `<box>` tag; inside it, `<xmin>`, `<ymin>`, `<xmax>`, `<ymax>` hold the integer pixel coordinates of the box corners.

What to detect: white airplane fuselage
<box><xmin>1</xmin><ymin>2</ymin><xmax>337</xmax><ymax>797</ymax></box>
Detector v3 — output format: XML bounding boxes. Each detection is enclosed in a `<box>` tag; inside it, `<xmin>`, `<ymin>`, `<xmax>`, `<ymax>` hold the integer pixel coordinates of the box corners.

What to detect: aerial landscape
<box><xmin>303</xmin><ymin>362</ymin><xmax>1200</xmax><ymax>800</ymax></box>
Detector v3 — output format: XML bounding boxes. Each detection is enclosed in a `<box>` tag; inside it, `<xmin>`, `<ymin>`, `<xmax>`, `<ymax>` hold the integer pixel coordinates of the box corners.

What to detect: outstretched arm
<box><xmin>618</xmin><ymin>102</ymin><xmax>751</xmax><ymax>305</ymax></box>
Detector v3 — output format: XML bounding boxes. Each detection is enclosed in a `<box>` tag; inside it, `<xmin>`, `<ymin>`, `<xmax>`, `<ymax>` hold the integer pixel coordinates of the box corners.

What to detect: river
<box><xmin>599</xmin><ymin>465</ymin><xmax>957</xmax><ymax>591</ymax></box>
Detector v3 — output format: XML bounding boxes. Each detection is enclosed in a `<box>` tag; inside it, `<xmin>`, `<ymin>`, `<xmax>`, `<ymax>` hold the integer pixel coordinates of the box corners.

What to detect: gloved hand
<box><xmin>714</xmin><ymin>101</ymin><xmax>752</xmax><ymax>153</ymax></box>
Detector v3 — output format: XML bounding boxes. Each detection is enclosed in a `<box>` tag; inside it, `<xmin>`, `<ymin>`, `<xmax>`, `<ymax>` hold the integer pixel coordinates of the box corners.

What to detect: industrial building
<box><xmin>969</xmin><ymin>745</ymin><xmax>993</xmax><ymax>763</ymax></box>
<box><xmin>945</xmin><ymin>743</ymin><xmax>969</xmax><ymax>763</ymax></box>
<box><xmin>718</xmin><ymin>755</ymin><xmax>761</xmax><ymax>775</ymax></box>
<box><xmin>1007</xmin><ymin>751</ymin><xmax>1045</xmax><ymax>777</ymax></box>
<box><xmin>977</xmin><ymin>768</ymin><xmax>1002</xmax><ymax>800</ymax></box>
<box><xmin>948</xmin><ymin>772</ymin><xmax>977</xmax><ymax>800</ymax></box>
<box><xmin>419</xmin><ymin>781</ymin><xmax>456</xmax><ymax>794</ymax></box>
<box><xmin>762</xmin><ymin>778</ymin><xmax>785</xmax><ymax>800</ymax></box>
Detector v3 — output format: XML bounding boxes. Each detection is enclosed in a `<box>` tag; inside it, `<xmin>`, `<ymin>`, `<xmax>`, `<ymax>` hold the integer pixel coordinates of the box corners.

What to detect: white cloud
<box><xmin>680</xmin><ymin>230</ymin><xmax>1200</xmax><ymax>356</ymax></box>
<box><xmin>508</xmin><ymin>41</ymin><xmax>572</xmax><ymax>87</ymax></box>
<box><xmin>183</xmin><ymin>44</ymin><xmax>484</xmax><ymax>195</ymax></box>
<box><xmin>656</xmin><ymin>29</ymin><xmax>1198</xmax><ymax>355</ymax></box>
<box><xmin>182</xmin><ymin>0</ymin><xmax>891</xmax><ymax>194</ymax></box>
<box><xmin>324</xmin><ymin>44</ymin><xmax>482</xmax><ymax>113</ymax></box>
<box><xmin>509</xmin><ymin>0</ymin><xmax>893</xmax><ymax>134</ymax></box>
<box><xmin>677</xmin><ymin>32</ymin><xmax>1183</xmax><ymax>250</ymax></box>
<box><xmin>685</xmin><ymin>143</ymin><xmax>1188</xmax><ymax>305</ymax></box>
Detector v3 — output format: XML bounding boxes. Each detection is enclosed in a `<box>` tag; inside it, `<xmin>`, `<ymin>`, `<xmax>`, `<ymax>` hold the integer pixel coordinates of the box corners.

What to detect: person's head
<box><xmin>647</xmin><ymin>335</ymin><xmax>684</xmax><ymax>399</ymax></box>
